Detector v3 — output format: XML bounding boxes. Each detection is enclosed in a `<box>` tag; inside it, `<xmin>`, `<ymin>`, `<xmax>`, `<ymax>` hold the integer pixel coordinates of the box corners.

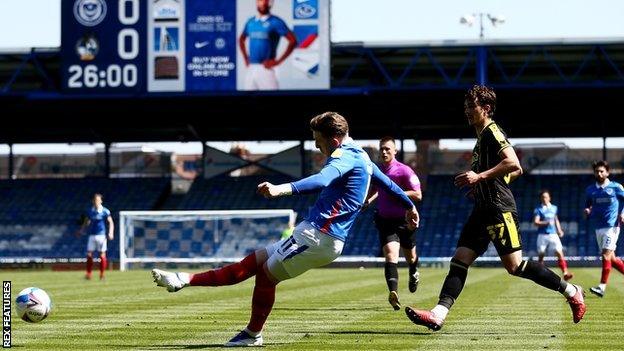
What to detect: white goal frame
<box><xmin>119</xmin><ymin>209</ymin><xmax>296</xmax><ymax>271</ymax></box>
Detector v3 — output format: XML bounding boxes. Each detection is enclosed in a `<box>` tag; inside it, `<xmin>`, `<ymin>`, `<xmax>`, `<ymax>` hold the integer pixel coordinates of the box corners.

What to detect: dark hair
<box><xmin>592</xmin><ymin>160</ymin><xmax>610</xmax><ymax>172</ymax></box>
<box><xmin>465</xmin><ymin>85</ymin><xmax>496</xmax><ymax>118</ymax></box>
<box><xmin>93</xmin><ymin>193</ymin><xmax>103</xmax><ymax>200</ymax></box>
<box><xmin>379</xmin><ymin>136</ymin><xmax>396</xmax><ymax>145</ymax></box>
<box><xmin>539</xmin><ymin>189</ymin><xmax>550</xmax><ymax>197</ymax></box>
<box><xmin>309</xmin><ymin>112</ymin><xmax>349</xmax><ymax>138</ymax></box>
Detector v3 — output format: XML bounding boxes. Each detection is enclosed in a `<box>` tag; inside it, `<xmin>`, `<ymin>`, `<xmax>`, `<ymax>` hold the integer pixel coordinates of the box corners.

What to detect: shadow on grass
<box><xmin>137</xmin><ymin>345</ymin><xmax>227</xmax><ymax>349</ymax></box>
<box><xmin>273</xmin><ymin>306</ymin><xmax>385</xmax><ymax>311</ymax></box>
<box><xmin>299</xmin><ymin>330</ymin><xmax>432</xmax><ymax>336</ymax></box>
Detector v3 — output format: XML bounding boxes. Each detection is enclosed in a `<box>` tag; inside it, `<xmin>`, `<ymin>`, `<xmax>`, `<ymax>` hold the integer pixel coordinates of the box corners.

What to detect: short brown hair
<box><xmin>309</xmin><ymin>112</ymin><xmax>349</xmax><ymax>138</ymax></box>
<box><xmin>592</xmin><ymin>160</ymin><xmax>610</xmax><ymax>171</ymax></box>
<box><xmin>379</xmin><ymin>136</ymin><xmax>396</xmax><ymax>145</ymax></box>
<box><xmin>466</xmin><ymin>85</ymin><xmax>496</xmax><ymax>118</ymax></box>
<box><xmin>93</xmin><ymin>193</ymin><xmax>103</xmax><ymax>200</ymax></box>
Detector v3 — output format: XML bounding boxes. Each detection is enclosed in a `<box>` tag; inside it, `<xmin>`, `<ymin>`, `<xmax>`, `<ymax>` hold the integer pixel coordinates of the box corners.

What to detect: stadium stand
<box><xmin>0</xmin><ymin>178</ymin><xmax>169</xmax><ymax>259</ymax></box>
<box><xmin>1</xmin><ymin>173</ymin><xmax>621</xmax><ymax>262</ymax></box>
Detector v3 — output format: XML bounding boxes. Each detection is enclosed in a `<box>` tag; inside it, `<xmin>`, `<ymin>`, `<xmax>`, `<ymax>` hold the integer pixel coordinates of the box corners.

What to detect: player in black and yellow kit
<box><xmin>404</xmin><ymin>85</ymin><xmax>586</xmax><ymax>331</ymax></box>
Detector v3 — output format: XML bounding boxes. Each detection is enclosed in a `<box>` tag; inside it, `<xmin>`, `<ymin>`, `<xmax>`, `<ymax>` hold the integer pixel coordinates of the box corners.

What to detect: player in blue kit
<box><xmin>533</xmin><ymin>190</ymin><xmax>573</xmax><ymax>281</ymax></box>
<box><xmin>239</xmin><ymin>0</ymin><xmax>297</xmax><ymax>90</ymax></box>
<box><xmin>78</xmin><ymin>193</ymin><xmax>114</xmax><ymax>280</ymax></box>
<box><xmin>584</xmin><ymin>160</ymin><xmax>624</xmax><ymax>297</ymax></box>
<box><xmin>152</xmin><ymin>112</ymin><xmax>420</xmax><ymax>347</ymax></box>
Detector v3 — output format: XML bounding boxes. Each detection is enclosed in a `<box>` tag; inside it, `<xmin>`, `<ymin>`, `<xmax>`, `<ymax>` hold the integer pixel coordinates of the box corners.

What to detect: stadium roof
<box><xmin>2</xmin><ymin>42</ymin><xmax>624</xmax><ymax>143</ymax></box>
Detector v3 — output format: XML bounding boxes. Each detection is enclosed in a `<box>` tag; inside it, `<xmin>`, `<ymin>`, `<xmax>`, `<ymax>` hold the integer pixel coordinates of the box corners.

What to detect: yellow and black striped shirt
<box><xmin>471</xmin><ymin>122</ymin><xmax>517</xmax><ymax>212</ymax></box>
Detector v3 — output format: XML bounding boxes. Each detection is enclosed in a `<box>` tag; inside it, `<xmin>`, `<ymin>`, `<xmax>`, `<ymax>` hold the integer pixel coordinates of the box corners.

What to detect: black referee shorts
<box><xmin>374</xmin><ymin>213</ymin><xmax>416</xmax><ymax>249</ymax></box>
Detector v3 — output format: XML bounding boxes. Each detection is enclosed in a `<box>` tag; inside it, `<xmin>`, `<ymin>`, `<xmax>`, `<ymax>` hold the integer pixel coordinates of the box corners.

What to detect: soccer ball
<box><xmin>15</xmin><ymin>287</ymin><xmax>52</xmax><ymax>323</ymax></box>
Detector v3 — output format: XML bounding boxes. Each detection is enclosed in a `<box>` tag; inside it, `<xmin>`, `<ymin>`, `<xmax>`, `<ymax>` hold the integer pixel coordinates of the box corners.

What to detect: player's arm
<box><xmin>583</xmin><ymin>193</ymin><xmax>592</xmax><ymax>218</ymax></box>
<box><xmin>533</xmin><ymin>214</ymin><xmax>548</xmax><ymax>228</ymax></box>
<box><xmin>273</xmin><ymin>31</ymin><xmax>296</xmax><ymax>66</ymax></box>
<box><xmin>363</xmin><ymin>190</ymin><xmax>378</xmax><ymax>209</ymax></box>
<box><xmin>107</xmin><ymin>215</ymin><xmax>114</xmax><ymax>241</ymax></box>
<box><xmin>238</xmin><ymin>32</ymin><xmax>249</xmax><ymax>66</ymax></box>
<box><xmin>555</xmin><ymin>215</ymin><xmax>564</xmax><ymax>237</ymax></box>
<box><xmin>77</xmin><ymin>215</ymin><xmax>90</xmax><ymax>237</ymax></box>
<box><xmin>454</xmin><ymin>146</ymin><xmax>522</xmax><ymax>188</ymax></box>
<box><xmin>615</xmin><ymin>184</ymin><xmax>624</xmax><ymax>224</ymax></box>
<box><xmin>257</xmin><ymin>164</ymin><xmax>342</xmax><ymax>198</ymax></box>
<box><xmin>372</xmin><ymin>164</ymin><xmax>419</xmax><ymax>228</ymax></box>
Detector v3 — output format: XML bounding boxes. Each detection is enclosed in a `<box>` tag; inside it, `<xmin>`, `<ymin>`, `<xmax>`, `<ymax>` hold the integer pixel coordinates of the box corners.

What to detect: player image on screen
<box><xmin>364</xmin><ymin>136</ymin><xmax>422</xmax><ymax>310</ymax></box>
<box><xmin>584</xmin><ymin>160</ymin><xmax>624</xmax><ymax>298</ymax></box>
<box><xmin>404</xmin><ymin>85</ymin><xmax>586</xmax><ymax>331</ymax></box>
<box><xmin>238</xmin><ymin>0</ymin><xmax>297</xmax><ymax>90</ymax></box>
<box><xmin>533</xmin><ymin>190</ymin><xmax>573</xmax><ymax>281</ymax></box>
<box><xmin>151</xmin><ymin>112</ymin><xmax>419</xmax><ymax>346</ymax></box>
<box><xmin>78</xmin><ymin>193</ymin><xmax>114</xmax><ymax>280</ymax></box>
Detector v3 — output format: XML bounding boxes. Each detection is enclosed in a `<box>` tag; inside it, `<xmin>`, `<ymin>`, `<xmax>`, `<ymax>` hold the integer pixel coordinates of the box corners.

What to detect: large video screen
<box><xmin>62</xmin><ymin>0</ymin><xmax>329</xmax><ymax>93</ymax></box>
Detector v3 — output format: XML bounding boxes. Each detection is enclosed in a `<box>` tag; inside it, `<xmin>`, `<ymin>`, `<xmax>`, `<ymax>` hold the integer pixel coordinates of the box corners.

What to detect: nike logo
<box><xmin>194</xmin><ymin>41</ymin><xmax>209</xmax><ymax>49</ymax></box>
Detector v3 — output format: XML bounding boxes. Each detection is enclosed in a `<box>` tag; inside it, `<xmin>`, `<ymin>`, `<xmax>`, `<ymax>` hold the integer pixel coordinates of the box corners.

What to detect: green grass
<box><xmin>2</xmin><ymin>267</ymin><xmax>623</xmax><ymax>350</ymax></box>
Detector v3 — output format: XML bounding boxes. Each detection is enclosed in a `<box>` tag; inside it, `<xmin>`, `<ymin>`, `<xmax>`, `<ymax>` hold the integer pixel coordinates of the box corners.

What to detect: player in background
<box><xmin>533</xmin><ymin>190</ymin><xmax>573</xmax><ymax>281</ymax></box>
<box><xmin>365</xmin><ymin>137</ymin><xmax>422</xmax><ymax>310</ymax></box>
<box><xmin>404</xmin><ymin>85</ymin><xmax>585</xmax><ymax>331</ymax></box>
<box><xmin>281</xmin><ymin>212</ymin><xmax>297</xmax><ymax>240</ymax></box>
<box><xmin>584</xmin><ymin>160</ymin><xmax>624</xmax><ymax>297</ymax></box>
<box><xmin>152</xmin><ymin>112</ymin><xmax>419</xmax><ymax>347</ymax></box>
<box><xmin>239</xmin><ymin>0</ymin><xmax>297</xmax><ymax>90</ymax></box>
<box><xmin>78</xmin><ymin>193</ymin><xmax>114</xmax><ymax>280</ymax></box>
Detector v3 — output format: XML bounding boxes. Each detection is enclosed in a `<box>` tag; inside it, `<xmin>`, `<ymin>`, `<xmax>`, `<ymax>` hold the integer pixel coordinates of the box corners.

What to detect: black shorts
<box><xmin>374</xmin><ymin>213</ymin><xmax>416</xmax><ymax>249</ymax></box>
<box><xmin>457</xmin><ymin>208</ymin><xmax>522</xmax><ymax>256</ymax></box>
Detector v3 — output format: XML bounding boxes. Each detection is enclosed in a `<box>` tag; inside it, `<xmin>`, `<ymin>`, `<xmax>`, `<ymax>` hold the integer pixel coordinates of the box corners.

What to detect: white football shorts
<box><xmin>87</xmin><ymin>234</ymin><xmax>107</xmax><ymax>253</ymax></box>
<box><xmin>265</xmin><ymin>220</ymin><xmax>344</xmax><ymax>281</ymax></box>
<box><xmin>595</xmin><ymin>227</ymin><xmax>620</xmax><ymax>251</ymax></box>
<box><xmin>243</xmin><ymin>64</ymin><xmax>279</xmax><ymax>90</ymax></box>
<box><xmin>536</xmin><ymin>233</ymin><xmax>563</xmax><ymax>255</ymax></box>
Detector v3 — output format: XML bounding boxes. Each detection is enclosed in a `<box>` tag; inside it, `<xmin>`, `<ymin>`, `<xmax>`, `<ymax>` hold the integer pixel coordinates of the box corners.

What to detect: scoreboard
<box><xmin>62</xmin><ymin>0</ymin><xmax>330</xmax><ymax>93</ymax></box>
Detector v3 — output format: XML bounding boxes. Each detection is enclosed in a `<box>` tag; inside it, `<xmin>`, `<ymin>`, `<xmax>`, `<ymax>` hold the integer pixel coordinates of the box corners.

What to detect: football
<box><xmin>15</xmin><ymin>287</ymin><xmax>52</xmax><ymax>323</ymax></box>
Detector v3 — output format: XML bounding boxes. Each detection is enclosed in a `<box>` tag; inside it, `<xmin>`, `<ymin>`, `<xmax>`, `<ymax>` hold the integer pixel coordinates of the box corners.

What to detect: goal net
<box><xmin>119</xmin><ymin>209</ymin><xmax>295</xmax><ymax>271</ymax></box>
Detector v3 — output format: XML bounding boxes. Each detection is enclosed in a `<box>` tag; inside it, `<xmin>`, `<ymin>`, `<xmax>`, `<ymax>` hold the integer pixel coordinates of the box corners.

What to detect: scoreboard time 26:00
<box><xmin>64</xmin><ymin>0</ymin><xmax>144</xmax><ymax>91</ymax></box>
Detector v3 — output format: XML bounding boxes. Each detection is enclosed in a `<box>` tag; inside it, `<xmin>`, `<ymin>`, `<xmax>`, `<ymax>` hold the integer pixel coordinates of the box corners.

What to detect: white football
<box><xmin>15</xmin><ymin>287</ymin><xmax>52</xmax><ymax>323</ymax></box>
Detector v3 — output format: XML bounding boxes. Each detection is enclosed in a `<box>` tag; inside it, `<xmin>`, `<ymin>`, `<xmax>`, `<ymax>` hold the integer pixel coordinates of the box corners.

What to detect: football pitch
<box><xmin>3</xmin><ymin>267</ymin><xmax>623</xmax><ymax>350</ymax></box>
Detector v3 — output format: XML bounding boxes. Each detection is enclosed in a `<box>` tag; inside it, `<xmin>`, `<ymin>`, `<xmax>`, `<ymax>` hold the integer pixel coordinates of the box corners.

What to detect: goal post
<box><xmin>119</xmin><ymin>209</ymin><xmax>296</xmax><ymax>271</ymax></box>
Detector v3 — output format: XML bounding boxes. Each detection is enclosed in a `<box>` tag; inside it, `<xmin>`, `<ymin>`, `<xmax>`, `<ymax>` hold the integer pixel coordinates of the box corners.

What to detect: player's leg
<box><xmin>503</xmin><ymin>249</ymin><xmax>585</xmax><ymax>323</ymax></box>
<box><xmin>607</xmin><ymin>228</ymin><xmax>624</xmax><ymax>275</ymax></box>
<box><xmin>383</xmin><ymin>241</ymin><xmax>401</xmax><ymax>310</ymax></box>
<box><xmin>152</xmin><ymin>247</ymin><xmax>268</xmax><ymax>292</ymax></box>
<box><xmin>591</xmin><ymin>227</ymin><xmax>619</xmax><ymax>297</ymax></box>
<box><xmin>374</xmin><ymin>215</ymin><xmax>402</xmax><ymax>309</ymax></box>
<box><xmin>399</xmin><ymin>228</ymin><xmax>419</xmax><ymax>293</ymax></box>
<box><xmin>405</xmin><ymin>246</ymin><xmax>477</xmax><ymax>331</ymax></box>
<box><xmin>97</xmin><ymin>234</ymin><xmax>108</xmax><ymax>280</ymax></box>
<box><xmin>536</xmin><ymin>234</ymin><xmax>547</xmax><ymax>265</ymax></box>
<box><xmin>226</xmin><ymin>221</ymin><xmax>344</xmax><ymax>346</ymax></box>
<box><xmin>491</xmin><ymin>210</ymin><xmax>584</xmax><ymax>323</ymax></box>
<box><xmin>85</xmin><ymin>235</ymin><xmax>96</xmax><ymax>279</ymax></box>
<box><xmin>405</xmin><ymin>210</ymin><xmax>486</xmax><ymax>330</ymax></box>
<box><xmin>225</xmin><ymin>262</ymin><xmax>279</xmax><ymax>347</ymax></box>
<box><xmin>85</xmin><ymin>251</ymin><xmax>94</xmax><ymax>280</ymax></box>
<box><xmin>553</xmin><ymin>234</ymin><xmax>572</xmax><ymax>281</ymax></box>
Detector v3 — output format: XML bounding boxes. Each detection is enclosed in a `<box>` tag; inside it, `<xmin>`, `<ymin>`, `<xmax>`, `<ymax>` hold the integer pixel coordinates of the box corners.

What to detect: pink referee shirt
<box><xmin>376</xmin><ymin>158</ymin><xmax>420</xmax><ymax>219</ymax></box>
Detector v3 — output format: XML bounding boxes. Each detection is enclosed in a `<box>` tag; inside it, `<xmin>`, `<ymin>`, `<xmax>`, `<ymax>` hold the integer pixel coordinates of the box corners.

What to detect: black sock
<box><xmin>384</xmin><ymin>262</ymin><xmax>399</xmax><ymax>292</ymax></box>
<box><xmin>438</xmin><ymin>258</ymin><xmax>469</xmax><ymax>309</ymax></box>
<box><xmin>513</xmin><ymin>260</ymin><xmax>562</xmax><ymax>292</ymax></box>
<box><xmin>409</xmin><ymin>256</ymin><xmax>419</xmax><ymax>275</ymax></box>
